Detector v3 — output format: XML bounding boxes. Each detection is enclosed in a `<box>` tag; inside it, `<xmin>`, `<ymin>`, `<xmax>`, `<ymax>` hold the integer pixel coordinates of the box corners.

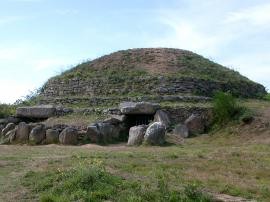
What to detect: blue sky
<box><xmin>0</xmin><ymin>0</ymin><xmax>270</xmax><ymax>103</ymax></box>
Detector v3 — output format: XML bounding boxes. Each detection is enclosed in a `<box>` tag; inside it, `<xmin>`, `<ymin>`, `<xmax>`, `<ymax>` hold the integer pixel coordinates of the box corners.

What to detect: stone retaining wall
<box><xmin>39</xmin><ymin>95</ymin><xmax>211</xmax><ymax>106</ymax></box>
<box><xmin>40</xmin><ymin>76</ymin><xmax>266</xmax><ymax>103</ymax></box>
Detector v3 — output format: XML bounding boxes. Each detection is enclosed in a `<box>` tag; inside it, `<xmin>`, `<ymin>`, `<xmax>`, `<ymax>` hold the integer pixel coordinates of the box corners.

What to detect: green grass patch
<box><xmin>22</xmin><ymin>162</ymin><xmax>212</xmax><ymax>202</ymax></box>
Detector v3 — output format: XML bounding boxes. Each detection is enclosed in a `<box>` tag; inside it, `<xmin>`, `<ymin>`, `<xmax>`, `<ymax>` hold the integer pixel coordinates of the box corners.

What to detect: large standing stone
<box><xmin>173</xmin><ymin>124</ymin><xmax>189</xmax><ymax>138</ymax></box>
<box><xmin>15</xmin><ymin>122</ymin><xmax>30</xmax><ymax>143</ymax></box>
<box><xmin>144</xmin><ymin>122</ymin><xmax>166</xmax><ymax>145</ymax></box>
<box><xmin>86</xmin><ymin>124</ymin><xmax>100</xmax><ymax>143</ymax></box>
<box><xmin>127</xmin><ymin>125</ymin><xmax>146</xmax><ymax>146</ymax></box>
<box><xmin>0</xmin><ymin>125</ymin><xmax>3</xmax><ymax>138</ymax></box>
<box><xmin>2</xmin><ymin>123</ymin><xmax>16</xmax><ymax>136</ymax></box>
<box><xmin>29</xmin><ymin>125</ymin><xmax>46</xmax><ymax>145</ymax></box>
<box><xmin>45</xmin><ymin>129</ymin><xmax>59</xmax><ymax>144</ymax></box>
<box><xmin>119</xmin><ymin>102</ymin><xmax>160</xmax><ymax>115</ymax></box>
<box><xmin>59</xmin><ymin>127</ymin><xmax>78</xmax><ymax>145</ymax></box>
<box><xmin>97</xmin><ymin>122</ymin><xmax>120</xmax><ymax>143</ymax></box>
<box><xmin>184</xmin><ymin>114</ymin><xmax>205</xmax><ymax>135</ymax></box>
<box><xmin>77</xmin><ymin>130</ymin><xmax>88</xmax><ymax>143</ymax></box>
<box><xmin>0</xmin><ymin>128</ymin><xmax>16</xmax><ymax>144</ymax></box>
<box><xmin>16</xmin><ymin>105</ymin><xmax>56</xmax><ymax>119</ymax></box>
<box><xmin>154</xmin><ymin>110</ymin><xmax>171</xmax><ymax>129</ymax></box>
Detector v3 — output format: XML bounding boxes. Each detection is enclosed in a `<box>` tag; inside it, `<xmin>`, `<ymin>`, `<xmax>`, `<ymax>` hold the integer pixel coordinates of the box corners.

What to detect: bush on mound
<box><xmin>213</xmin><ymin>91</ymin><xmax>247</xmax><ymax>125</ymax></box>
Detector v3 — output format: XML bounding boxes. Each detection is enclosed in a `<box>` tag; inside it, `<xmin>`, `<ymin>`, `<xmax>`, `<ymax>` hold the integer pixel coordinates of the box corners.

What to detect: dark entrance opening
<box><xmin>118</xmin><ymin>114</ymin><xmax>154</xmax><ymax>142</ymax></box>
<box><xmin>125</xmin><ymin>114</ymin><xmax>154</xmax><ymax>128</ymax></box>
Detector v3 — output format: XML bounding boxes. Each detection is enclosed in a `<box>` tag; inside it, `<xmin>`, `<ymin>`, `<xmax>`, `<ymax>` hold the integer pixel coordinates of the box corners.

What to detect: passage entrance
<box><xmin>125</xmin><ymin>114</ymin><xmax>154</xmax><ymax>128</ymax></box>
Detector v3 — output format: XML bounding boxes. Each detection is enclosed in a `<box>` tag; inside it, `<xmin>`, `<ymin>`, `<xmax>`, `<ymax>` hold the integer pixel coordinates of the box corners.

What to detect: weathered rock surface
<box><xmin>173</xmin><ymin>124</ymin><xmax>189</xmax><ymax>138</ymax></box>
<box><xmin>104</xmin><ymin>108</ymin><xmax>122</xmax><ymax>115</ymax></box>
<box><xmin>184</xmin><ymin>114</ymin><xmax>205</xmax><ymax>135</ymax></box>
<box><xmin>29</xmin><ymin>125</ymin><xmax>46</xmax><ymax>144</ymax></box>
<box><xmin>154</xmin><ymin>110</ymin><xmax>171</xmax><ymax>129</ymax></box>
<box><xmin>97</xmin><ymin>122</ymin><xmax>120</xmax><ymax>143</ymax></box>
<box><xmin>2</xmin><ymin>123</ymin><xmax>16</xmax><ymax>136</ymax></box>
<box><xmin>3</xmin><ymin>129</ymin><xmax>16</xmax><ymax>144</ymax></box>
<box><xmin>103</xmin><ymin>117</ymin><xmax>123</xmax><ymax>125</ymax></box>
<box><xmin>86</xmin><ymin>124</ymin><xmax>100</xmax><ymax>143</ymax></box>
<box><xmin>110</xmin><ymin>115</ymin><xmax>127</xmax><ymax>122</ymax></box>
<box><xmin>45</xmin><ymin>129</ymin><xmax>59</xmax><ymax>144</ymax></box>
<box><xmin>51</xmin><ymin>124</ymin><xmax>69</xmax><ymax>132</ymax></box>
<box><xmin>77</xmin><ymin>130</ymin><xmax>87</xmax><ymax>143</ymax></box>
<box><xmin>59</xmin><ymin>127</ymin><xmax>78</xmax><ymax>145</ymax></box>
<box><xmin>120</xmin><ymin>102</ymin><xmax>160</xmax><ymax>115</ymax></box>
<box><xmin>16</xmin><ymin>105</ymin><xmax>56</xmax><ymax>119</ymax></box>
<box><xmin>15</xmin><ymin>122</ymin><xmax>30</xmax><ymax>143</ymax></box>
<box><xmin>0</xmin><ymin>125</ymin><xmax>3</xmax><ymax>137</ymax></box>
<box><xmin>127</xmin><ymin>125</ymin><xmax>147</xmax><ymax>146</ymax></box>
<box><xmin>0</xmin><ymin>117</ymin><xmax>20</xmax><ymax>125</ymax></box>
<box><xmin>144</xmin><ymin>122</ymin><xmax>166</xmax><ymax>145</ymax></box>
<box><xmin>86</xmin><ymin>122</ymin><xmax>123</xmax><ymax>144</ymax></box>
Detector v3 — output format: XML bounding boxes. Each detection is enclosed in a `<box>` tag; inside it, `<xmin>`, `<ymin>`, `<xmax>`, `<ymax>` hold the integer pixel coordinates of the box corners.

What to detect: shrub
<box><xmin>14</xmin><ymin>88</ymin><xmax>41</xmax><ymax>106</ymax></box>
<box><xmin>0</xmin><ymin>104</ymin><xmax>16</xmax><ymax>118</ymax></box>
<box><xmin>213</xmin><ymin>91</ymin><xmax>245</xmax><ymax>125</ymax></box>
<box><xmin>264</xmin><ymin>93</ymin><xmax>270</xmax><ymax>101</ymax></box>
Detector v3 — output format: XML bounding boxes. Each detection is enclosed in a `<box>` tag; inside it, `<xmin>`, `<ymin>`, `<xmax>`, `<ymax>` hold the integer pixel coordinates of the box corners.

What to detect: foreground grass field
<box><xmin>0</xmin><ymin>130</ymin><xmax>269</xmax><ymax>201</ymax></box>
<box><xmin>1</xmin><ymin>99</ymin><xmax>270</xmax><ymax>201</ymax></box>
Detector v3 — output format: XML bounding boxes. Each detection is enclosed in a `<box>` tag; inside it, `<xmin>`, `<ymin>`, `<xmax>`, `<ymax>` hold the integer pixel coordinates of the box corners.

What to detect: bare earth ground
<box><xmin>0</xmin><ymin>100</ymin><xmax>270</xmax><ymax>202</ymax></box>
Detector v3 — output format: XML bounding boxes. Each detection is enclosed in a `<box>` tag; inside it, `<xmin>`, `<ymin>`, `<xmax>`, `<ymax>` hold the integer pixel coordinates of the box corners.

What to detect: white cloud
<box><xmin>0</xmin><ymin>43</ymin><xmax>78</xmax><ymax>103</ymax></box>
<box><xmin>225</xmin><ymin>3</ymin><xmax>270</xmax><ymax>26</ymax></box>
<box><xmin>148</xmin><ymin>10</ymin><xmax>235</xmax><ymax>57</ymax></box>
<box><xmin>148</xmin><ymin>2</ymin><xmax>270</xmax><ymax>90</ymax></box>
<box><xmin>0</xmin><ymin>16</ymin><xmax>25</xmax><ymax>26</ymax></box>
<box><xmin>222</xmin><ymin>52</ymin><xmax>270</xmax><ymax>90</ymax></box>
<box><xmin>0</xmin><ymin>80</ymin><xmax>35</xmax><ymax>104</ymax></box>
<box><xmin>55</xmin><ymin>9</ymin><xmax>79</xmax><ymax>16</ymax></box>
<box><xmin>8</xmin><ymin>0</ymin><xmax>43</xmax><ymax>2</ymax></box>
<box><xmin>150</xmin><ymin>18</ymin><xmax>222</xmax><ymax>56</ymax></box>
<box><xmin>0</xmin><ymin>46</ymin><xmax>29</xmax><ymax>60</ymax></box>
<box><xmin>34</xmin><ymin>58</ymin><xmax>73</xmax><ymax>71</ymax></box>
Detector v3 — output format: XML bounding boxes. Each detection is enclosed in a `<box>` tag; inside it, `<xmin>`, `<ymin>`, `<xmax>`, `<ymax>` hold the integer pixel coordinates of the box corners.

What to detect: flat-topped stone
<box><xmin>119</xmin><ymin>102</ymin><xmax>160</xmax><ymax>115</ymax></box>
<box><xmin>16</xmin><ymin>105</ymin><xmax>56</xmax><ymax>119</ymax></box>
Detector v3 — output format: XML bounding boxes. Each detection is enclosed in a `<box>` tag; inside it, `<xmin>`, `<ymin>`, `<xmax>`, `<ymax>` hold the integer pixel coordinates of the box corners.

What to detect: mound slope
<box><xmin>39</xmin><ymin>48</ymin><xmax>266</xmax><ymax>106</ymax></box>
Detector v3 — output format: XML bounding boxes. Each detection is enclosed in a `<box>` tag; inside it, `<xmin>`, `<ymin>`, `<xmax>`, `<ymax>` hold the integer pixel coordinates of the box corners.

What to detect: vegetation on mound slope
<box><xmin>39</xmin><ymin>48</ymin><xmax>266</xmax><ymax>100</ymax></box>
<box><xmin>57</xmin><ymin>48</ymin><xmax>249</xmax><ymax>83</ymax></box>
